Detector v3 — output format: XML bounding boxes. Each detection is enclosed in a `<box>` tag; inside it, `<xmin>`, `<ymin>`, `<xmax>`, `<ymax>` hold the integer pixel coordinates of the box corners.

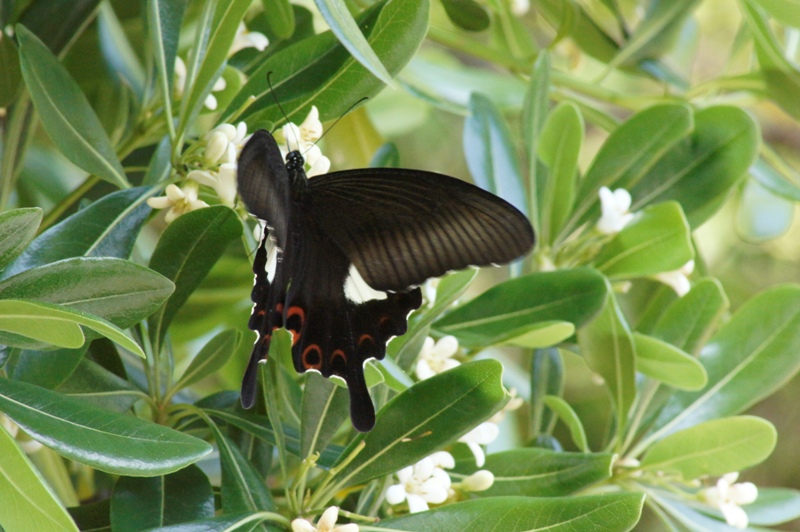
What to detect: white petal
<box><xmin>464</xmin><ymin>441</ymin><xmax>486</xmax><ymax>468</ymax></box>
<box><xmin>147</xmin><ymin>196</ymin><xmax>173</xmax><ymax>209</ymax></box>
<box><xmin>419</xmin><ymin>337</ymin><xmax>435</xmax><ymax>358</ymax></box>
<box><xmin>164</xmin><ymin>207</ymin><xmax>180</xmax><ymax>223</ymax></box>
<box><xmin>432</xmin><ymin>335</ymin><xmax>459</xmax><ymax>358</ymax></box>
<box><xmin>204</xmin><ymin>93</ymin><xmax>218</xmax><ymax>110</ymax></box>
<box><xmin>415</xmin><ymin>360</ymin><xmax>436</xmax><ymax>381</ymax></box>
<box><xmin>291</xmin><ymin>518</ymin><xmax>317</xmax><ymax>532</ymax></box>
<box><xmin>419</xmin><ymin>478</ymin><xmax>448</xmax><ymax>504</ymax></box>
<box><xmin>282</xmin><ymin>123</ymin><xmax>302</xmax><ymax>152</ymax></box>
<box><xmin>332</xmin><ymin>525</ymin><xmax>359</xmax><ymax>532</ymax></box>
<box><xmin>460</xmin><ymin>422</ymin><xmax>500</xmax><ymax>445</ymax></box>
<box><xmin>317</xmin><ymin>507</ymin><xmax>340</xmax><ymax>530</ymax></box>
<box><xmin>612</xmin><ymin>188</ymin><xmax>632</xmax><ymax>212</ymax></box>
<box><xmin>187</xmin><ymin>169</ymin><xmax>218</xmax><ymax>188</ymax></box>
<box><xmin>396</xmin><ymin>465</ymin><xmax>413</xmax><ymax>483</ymax></box>
<box><xmin>210</xmin><ymin>123</ymin><xmax>237</xmax><ymax>141</ymax></box>
<box><xmin>462</xmin><ymin>470</ymin><xmax>494</xmax><ymax>492</ymax></box>
<box><xmin>413</xmin><ymin>457</ymin><xmax>435</xmax><ymax>479</ymax></box>
<box><xmin>245</xmin><ymin>31</ymin><xmax>269</xmax><ymax>51</ymax></box>
<box><xmin>431</xmin><ymin>467</ymin><xmax>452</xmax><ymax>490</ymax></box>
<box><xmin>654</xmin><ymin>270</ymin><xmax>691</xmax><ymax>297</ymax></box>
<box><xmin>307</xmin><ymin>155</ymin><xmax>330</xmax><ymax>177</ymax></box>
<box><xmin>234</xmin><ymin>122</ymin><xmax>248</xmax><ymax>144</ymax></box>
<box><xmin>406</xmin><ymin>494</ymin><xmax>429</xmax><ymax>513</ymax></box>
<box><xmin>385</xmin><ymin>484</ymin><xmax>408</xmax><ymax>505</ymax></box>
<box><xmin>720</xmin><ymin>502</ymin><xmax>749</xmax><ymax>529</ymax></box>
<box><xmin>510</xmin><ymin>0</ymin><xmax>529</xmax><ymax>15</ymax></box>
<box><xmin>731</xmin><ymin>482</ymin><xmax>758</xmax><ymax>505</ymax></box>
<box><xmin>215</xmin><ymin>163</ymin><xmax>238</xmax><ymax>206</ymax></box>
<box><xmin>300</xmin><ymin>105</ymin><xmax>323</xmax><ymax>142</ymax></box>
<box><xmin>429</xmin><ymin>451</ymin><xmax>455</xmax><ymax>469</ymax></box>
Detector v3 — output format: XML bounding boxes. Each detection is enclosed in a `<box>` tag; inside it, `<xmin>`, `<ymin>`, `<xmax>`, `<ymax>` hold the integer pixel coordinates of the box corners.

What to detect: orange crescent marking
<box><xmin>275</xmin><ymin>303</ymin><xmax>284</xmax><ymax>313</ymax></box>
<box><xmin>287</xmin><ymin>306</ymin><xmax>305</xmax><ymax>324</ymax></box>
<box><xmin>302</xmin><ymin>344</ymin><xmax>322</xmax><ymax>369</ymax></box>
<box><xmin>358</xmin><ymin>334</ymin><xmax>375</xmax><ymax>346</ymax></box>
<box><xmin>331</xmin><ymin>349</ymin><xmax>347</xmax><ymax>363</ymax></box>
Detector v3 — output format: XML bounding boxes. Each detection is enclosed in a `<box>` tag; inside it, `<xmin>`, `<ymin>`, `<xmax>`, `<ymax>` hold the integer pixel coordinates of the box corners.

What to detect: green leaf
<box><xmin>110</xmin><ymin>466</ymin><xmax>214</xmax><ymax>531</ymax></box>
<box><xmin>180</xmin><ymin>0</ymin><xmax>251</xmax><ymax>130</ymax></box>
<box><xmin>750</xmin><ymin>156</ymin><xmax>800</xmax><ymax>202</ymax></box>
<box><xmin>630</xmin><ymin>106</ymin><xmax>759</xmax><ymax>227</ymax></box>
<box><xmin>434</xmin><ymin>268</ymin><xmax>607</xmax><ymax>347</ymax></box>
<box><xmin>641</xmin><ymin>416</ymin><xmax>776</xmax><ymax>479</ymax></box>
<box><xmin>0</xmin><ymin>299</ymin><xmax>83</xmax><ymax>348</ymax></box>
<box><xmin>441</xmin><ymin>0</ymin><xmax>490</xmax><ymax>32</ymax></box>
<box><xmin>0</xmin><ymin>257</ymin><xmax>174</xmax><ymax>332</ymax></box>
<box><xmin>651</xmin><ymin>285</ymin><xmax>800</xmax><ymax>438</ymax></box>
<box><xmin>376</xmin><ymin>494</ymin><xmax>645</xmax><ymax>531</ymax></box>
<box><xmin>17</xmin><ymin>0</ymin><xmax>102</xmax><ymax>55</ymax></box>
<box><xmin>4</xmin><ymin>188</ymin><xmax>156</xmax><ymax>278</ymax></box>
<box><xmin>261</xmin><ymin>0</ymin><xmax>295</xmax><ymax>40</ymax></box>
<box><xmin>652</xmin><ymin>278</ymin><xmax>729</xmax><ymax>356</ymax></box>
<box><xmin>746</xmin><ymin>487</ymin><xmax>800</xmax><ymax>526</ymax></box>
<box><xmin>144</xmin><ymin>512</ymin><xmax>277</xmax><ymax>532</ymax></box>
<box><xmin>464</xmin><ymin>92</ymin><xmax>527</xmax><ymax>214</ymax></box>
<box><xmin>16</xmin><ymin>25</ymin><xmax>128</xmax><ymax>188</ymax></box>
<box><xmin>0</xmin><ymin>29</ymin><xmax>22</xmax><ymax>107</ymax></box>
<box><xmin>594</xmin><ymin>201</ymin><xmax>693</xmax><ymax>279</ymax></box>
<box><xmin>224</xmin><ymin>0</ymin><xmax>429</xmax><ymax>127</ymax></box>
<box><xmin>544</xmin><ymin>395</ymin><xmax>589</xmax><ymax>452</ymax></box>
<box><xmin>300</xmin><ymin>372</ymin><xmax>349</xmax><ymax>459</ymax></box>
<box><xmin>333</xmin><ymin>360</ymin><xmax>506</xmax><ymax>487</ymax></box>
<box><xmin>146</xmin><ymin>0</ymin><xmax>187</xmax><ymax>102</ymax></box>
<box><xmin>501</xmin><ymin>321</ymin><xmax>575</xmax><ymax>349</ymax></box>
<box><xmin>478</xmin><ymin>448</ymin><xmax>612</xmax><ymax>497</ymax></box>
<box><xmin>577</xmin><ymin>285</ymin><xmax>636</xmax><ymax>426</ymax></box>
<box><xmin>0</xmin><ymin>208</ymin><xmax>41</xmax><ymax>274</ymax></box>
<box><xmin>173</xmin><ymin>329</ymin><xmax>241</xmax><ymax>391</ymax></box>
<box><xmin>536</xmin><ymin>0</ymin><xmax>620</xmax><ymax>63</ymax></box>
<box><xmin>57</xmin><ymin>358</ymin><xmax>141</xmax><ymax>412</ymax></box>
<box><xmin>523</xmin><ymin>51</ymin><xmax>552</xmax><ymax>236</ymax></box>
<box><xmin>148</xmin><ymin>206</ymin><xmax>242</xmax><ymax>349</ymax></box>
<box><xmin>633</xmin><ymin>332</ymin><xmax>707</xmax><ymax>390</ymax></box>
<box><xmin>314</xmin><ymin>0</ymin><xmax>394</xmax><ymax>85</ymax></box>
<box><xmin>11</xmin><ymin>346</ymin><xmax>87</xmax><ymax>390</ymax></box>
<box><xmin>538</xmin><ymin>102</ymin><xmax>583</xmax><ymax>244</ymax></box>
<box><xmin>752</xmin><ymin>0</ymin><xmax>800</xmax><ymax>26</ymax></box>
<box><xmin>0</xmin><ymin>378</ymin><xmax>212</xmax><ymax>476</ymax></box>
<box><xmin>530</xmin><ymin>347</ymin><xmax>563</xmax><ymax>435</ymax></box>
<box><xmin>564</xmin><ymin>104</ymin><xmax>692</xmax><ymax>238</ymax></box>
<box><xmin>0</xmin><ymin>423</ymin><xmax>79</xmax><ymax>532</ymax></box>
<box><xmin>213</xmin><ymin>429</ymin><xmax>275</xmax><ymax>513</ymax></box>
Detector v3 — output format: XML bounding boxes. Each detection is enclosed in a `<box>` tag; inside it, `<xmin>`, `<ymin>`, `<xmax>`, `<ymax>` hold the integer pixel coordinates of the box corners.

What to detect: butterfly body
<box><xmin>238</xmin><ymin>129</ymin><xmax>533</xmax><ymax>431</ymax></box>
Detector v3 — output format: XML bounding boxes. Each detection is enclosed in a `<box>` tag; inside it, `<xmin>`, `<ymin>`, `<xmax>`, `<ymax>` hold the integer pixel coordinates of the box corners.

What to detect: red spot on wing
<box><xmin>302</xmin><ymin>344</ymin><xmax>322</xmax><ymax>369</ymax></box>
<box><xmin>287</xmin><ymin>306</ymin><xmax>305</xmax><ymax>322</ymax></box>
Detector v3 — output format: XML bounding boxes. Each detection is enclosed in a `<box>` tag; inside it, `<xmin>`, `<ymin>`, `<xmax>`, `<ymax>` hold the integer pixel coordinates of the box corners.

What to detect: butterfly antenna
<box><xmin>312</xmin><ymin>97</ymin><xmax>369</xmax><ymax>149</ymax></box>
<box><xmin>266</xmin><ymin>71</ymin><xmax>301</xmax><ymax>151</ymax></box>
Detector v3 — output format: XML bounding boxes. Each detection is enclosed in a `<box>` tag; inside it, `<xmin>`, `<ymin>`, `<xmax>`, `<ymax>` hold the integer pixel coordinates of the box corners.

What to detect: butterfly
<box><xmin>237</xmin><ymin>128</ymin><xmax>534</xmax><ymax>432</ymax></box>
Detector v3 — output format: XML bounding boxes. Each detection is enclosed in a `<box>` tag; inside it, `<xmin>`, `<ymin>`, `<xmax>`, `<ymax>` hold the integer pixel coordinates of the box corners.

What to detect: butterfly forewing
<box><xmin>309</xmin><ymin>169</ymin><xmax>535</xmax><ymax>291</ymax></box>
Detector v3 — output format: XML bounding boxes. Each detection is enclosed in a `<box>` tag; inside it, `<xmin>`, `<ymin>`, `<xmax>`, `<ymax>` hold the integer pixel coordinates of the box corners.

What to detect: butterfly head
<box><xmin>285</xmin><ymin>150</ymin><xmax>306</xmax><ymax>175</ymax></box>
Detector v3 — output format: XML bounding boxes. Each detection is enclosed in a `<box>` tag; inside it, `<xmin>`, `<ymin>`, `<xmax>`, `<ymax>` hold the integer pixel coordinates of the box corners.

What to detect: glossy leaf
<box><xmin>0</xmin><ymin>28</ymin><xmax>22</xmax><ymax>107</ymax></box>
<box><xmin>148</xmin><ymin>206</ymin><xmax>242</xmax><ymax>349</ymax></box>
<box><xmin>630</xmin><ymin>106</ymin><xmax>759</xmax><ymax>227</ymax></box>
<box><xmin>12</xmin><ymin>346</ymin><xmax>87</xmax><ymax>390</ymax></box>
<box><xmin>641</xmin><ymin>416</ymin><xmax>776</xmax><ymax>479</ymax></box>
<box><xmin>300</xmin><ymin>372</ymin><xmax>349</xmax><ymax>459</ymax></box>
<box><xmin>0</xmin><ymin>208</ymin><xmax>41</xmax><ymax>273</ymax></box>
<box><xmin>110</xmin><ymin>466</ymin><xmax>214</xmax><ymax>531</ymax></box>
<box><xmin>544</xmin><ymin>395</ymin><xmax>589</xmax><ymax>452</ymax></box>
<box><xmin>652</xmin><ymin>278</ymin><xmax>728</xmax><ymax>356</ymax></box>
<box><xmin>376</xmin><ymin>494</ymin><xmax>644</xmax><ymax>531</ymax></box>
<box><xmin>146</xmin><ymin>0</ymin><xmax>187</xmax><ymax>99</ymax></box>
<box><xmin>0</xmin><ymin>378</ymin><xmax>212</xmax><ymax>476</ymax></box>
<box><xmin>223</xmin><ymin>0</ymin><xmax>429</xmax><ymax>127</ymax></box>
<box><xmin>594</xmin><ymin>201</ymin><xmax>693</xmax><ymax>279</ymax></box>
<box><xmin>530</xmin><ymin>347</ymin><xmax>563</xmax><ymax>435</ymax></box>
<box><xmin>215</xmin><ymin>430</ymin><xmax>275</xmax><ymax>513</ymax></box>
<box><xmin>146</xmin><ymin>512</ymin><xmax>277</xmax><ymax>532</ymax></box>
<box><xmin>174</xmin><ymin>329</ymin><xmax>241</xmax><ymax>391</ymax></box>
<box><xmin>333</xmin><ymin>360</ymin><xmax>506</xmax><ymax>487</ymax></box>
<box><xmin>502</xmin><ymin>321</ymin><xmax>575</xmax><ymax>349</ymax></box>
<box><xmin>17</xmin><ymin>0</ymin><xmax>102</xmax><ymax>55</ymax></box>
<box><xmin>538</xmin><ymin>101</ymin><xmax>582</xmax><ymax>244</ymax></box>
<box><xmin>564</xmin><ymin>104</ymin><xmax>692</xmax><ymax>237</ymax></box>
<box><xmin>0</xmin><ymin>423</ymin><xmax>78</xmax><ymax>532</ymax></box>
<box><xmin>464</xmin><ymin>92</ymin><xmax>527</xmax><ymax>214</ymax></box>
<box><xmin>577</xmin><ymin>285</ymin><xmax>636</xmax><ymax>425</ymax></box>
<box><xmin>523</xmin><ymin>51</ymin><xmax>551</xmax><ymax>235</ymax></box>
<box><xmin>633</xmin><ymin>332</ymin><xmax>707</xmax><ymax>390</ymax></box>
<box><xmin>16</xmin><ymin>25</ymin><xmax>128</xmax><ymax>188</ymax></box>
<box><xmin>0</xmin><ymin>300</ymin><xmax>143</xmax><ymax>357</ymax></box>
<box><xmin>0</xmin><ymin>257</ymin><xmax>174</xmax><ymax>331</ymax></box>
<box><xmin>746</xmin><ymin>487</ymin><xmax>800</xmax><ymax>526</ymax></box>
<box><xmin>434</xmin><ymin>268</ymin><xmax>607</xmax><ymax>347</ymax></box>
<box><xmin>4</xmin><ymin>187</ymin><xmax>156</xmax><ymax>278</ymax></box>
<box><xmin>441</xmin><ymin>0</ymin><xmax>490</xmax><ymax>31</ymax></box>
<box><xmin>262</xmin><ymin>0</ymin><xmax>295</xmax><ymax>40</ymax></box>
<box><xmin>180</xmin><ymin>0</ymin><xmax>251</xmax><ymax>129</ymax></box>
<box><xmin>651</xmin><ymin>285</ymin><xmax>800</xmax><ymax>438</ymax></box>
<box><xmin>314</xmin><ymin>0</ymin><xmax>394</xmax><ymax>85</ymax></box>
<box><xmin>57</xmin><ymin>358</ymin><xmax>141</xmax><ymax>412</ymax></box>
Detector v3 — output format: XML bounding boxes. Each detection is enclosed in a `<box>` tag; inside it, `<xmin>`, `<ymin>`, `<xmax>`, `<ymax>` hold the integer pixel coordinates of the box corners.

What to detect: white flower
<box><xmin>174</xmin><ymin>56</ymin><xmax>219</xmax><ymax>110</ymax></box>
<box><xmin>188</xmin><ymin>164</ymin><xmax>237</xmax><ymax>207</ymax></box>
<box><xmin>147</xmin><ymin>183</ymin><xmax>209</xmax><ymax>223</ymax></box>
<box><xmin>510</xmin><ymin>0</ymin><xmax>530</xmax><ymax>16</ymax></box>
<box><xmin>702</xmin><ymin>473</ymin><xmax>758</xmax><ymax>529</ymax></box>
<box><xmin>653</xmin><ymin>260</ymin><xmax>694</xmax><ymax>297</ymax></box>
<box><xmin>228</xmin><ymin>22</ymin><xmax>269</xmax><ymax>56</ymax></box>
<box><xmin>386</xmin><ymin>453</ymin><xmax>454</xmax><ymax>513</ymax></box>
<box><xmin>415</xmin><ymin>336</ymin><xmax>460</xmax><ymax>380</ymax></box>
<box><xmin>597</xmin><ymin>187</ymin><xmax>634</xmax><ymax>234</ymax></box>
<box><xmin>423</xmin><ymin>278</ymin><xmax>440</xmax><ymax>306</ymax></box>
<box><xmin>291</xmin><ymin>506</ymin><xmax>358</xmax><ymax>532</ymax></box>
<box><xmin>458</xmin><ymin>422</ymin><xmax>499</xmax><ymax>467</ymax></box>
<box><xmin>461</xmin><ymin>469</ymin><xmax>495</xmax><ymax>492</ymax></box>
<box><xmin>279</xmin><ymin>106</ymin><xmax>331</xmax><ymax>177</ymax></box>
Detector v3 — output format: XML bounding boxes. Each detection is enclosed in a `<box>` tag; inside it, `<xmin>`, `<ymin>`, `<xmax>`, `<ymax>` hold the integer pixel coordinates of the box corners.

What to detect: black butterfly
<box><xmin>237</xmin><ymin>129</ymin><xmax>534</xmax><ymax>432</ymax></box>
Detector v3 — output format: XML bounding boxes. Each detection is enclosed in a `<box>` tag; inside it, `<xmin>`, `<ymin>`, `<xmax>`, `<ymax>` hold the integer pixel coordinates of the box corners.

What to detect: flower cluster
<box><xmin>280</xmin><ymin>106</ymin><xmax>331</xmax><ymax>177</ymax></box>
